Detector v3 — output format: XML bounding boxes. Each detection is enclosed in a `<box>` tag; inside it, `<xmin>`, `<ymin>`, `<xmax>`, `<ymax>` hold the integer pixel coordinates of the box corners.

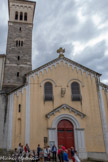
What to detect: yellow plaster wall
<box><xmin>12</xmin><ymin>89</ymin><xmax>26</xmax><ymax>149</ymax></box>
<box><xmin>12</xmin><ymin>61</ymin><xmax>106</xmax><ymax>153</ymax></box>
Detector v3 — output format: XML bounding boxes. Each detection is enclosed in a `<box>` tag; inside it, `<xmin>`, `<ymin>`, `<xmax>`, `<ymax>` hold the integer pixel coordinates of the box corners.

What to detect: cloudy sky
<box><xmin>0</xmin><ymin>0</ymin><xmax>108</xmax><ymax>84</ymax></box>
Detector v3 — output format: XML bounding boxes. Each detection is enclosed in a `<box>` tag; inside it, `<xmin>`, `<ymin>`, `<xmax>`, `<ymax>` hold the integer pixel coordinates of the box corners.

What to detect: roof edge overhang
<box><xmin>25</xmin><ymin>56</ymin><xmax>101</xmax><ymax>77</ymax></box>
<box><xmin>100</xmin><ymin>82</ymin><xmax>108</xmax><ymax>89</ymax></box>
<box><xmin>0</xmin><ymin>54</ymin><xmax>6</xmax><ymax>58</ymax></box>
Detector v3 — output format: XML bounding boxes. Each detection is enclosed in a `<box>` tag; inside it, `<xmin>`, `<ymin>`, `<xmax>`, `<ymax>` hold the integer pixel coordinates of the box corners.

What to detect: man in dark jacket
<box><xmin>37</xmin><ymin>144</ymin><xmax>41</xmax><ymax>158</ymax></box>
<box><xmin>52</xmin><ymin>145</ymin><xmax>57</xmax><ymax>161</ymax></box>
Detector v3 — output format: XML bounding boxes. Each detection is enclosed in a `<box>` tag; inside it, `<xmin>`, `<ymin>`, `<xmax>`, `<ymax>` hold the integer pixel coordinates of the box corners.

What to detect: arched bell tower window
<box><xmin>15</xmin><ymin>11</ymin><xmax>18</xmax><ymax>20</ymax></box>
<box><xmin>24</xmin><ymin>12</ymin><xmax>27</xmax><ymax>21</ymax></box>
<box><xmin>16</xmin><ymin>40</ymin><xmax>23</xmax><ymax>47</ymax></box>
<box><xmin>71</xmin><ymin>82</ymin><xmax>81</xmax><ymax>101</ymax></box>
<box><xmin>16</xmin><ymin>40</ymin><xmax>18</xmax><ymax>47</ymax></box>
<box><xmin>20</xmin><ymin>12</ymin><xmax>23</xmax><ymax>20</ymax></box>
<box><xmin>19</xmin><ymin>41</ymin><xmax>21</xmax><ymax>46</ymax></box>
<box><xmin>44</xmin><ymin>82</ymin><xmax>53</xmax><ymax>101</ymax></box>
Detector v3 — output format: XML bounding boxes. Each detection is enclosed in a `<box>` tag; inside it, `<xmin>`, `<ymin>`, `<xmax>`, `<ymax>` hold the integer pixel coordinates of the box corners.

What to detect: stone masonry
<box><xmin>0</xmin><ymin>0</ymin><xmax>36</xmax><ymax>149</ymax></box>
<box><xmin>3</xmin><ymin>0</ymin><xmax>36</xmax><ymax>91</ymax></box>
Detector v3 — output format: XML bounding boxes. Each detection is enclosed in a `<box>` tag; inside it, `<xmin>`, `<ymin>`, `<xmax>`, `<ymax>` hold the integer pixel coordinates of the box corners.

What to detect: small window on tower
<box><xmin>20</xmin><ymin>12</ymin><xmax>23</xmax><ymax>20</ymax></box>
<box><xmin>19</xmin><ymin>104</ymin><xmax>21</xmax><ymax>113</ymax></box>
<box><xmin>19</xmin><ymin>41</ymin><xmax>21</xmax><ymax>47</ymax></box>
<box><xmin>19</xmin><ymin>27</ymin><xmax>22</xmax><ymax>31</ymax></box>
<box><xmin>16</xmin><ymin>40</ymin><xmax>18</xmax><ymax>47</ymax></box>
<box><xmin>21</xmin><ymin>41</ymin><xmax>23</xmax><ymax>47</ymax></box>
<box><xmin>15</xmin><ymin>11</ymin><xmax>18</xmax><ymax>20</ymax></box>
<box><xmin>24</xmin><ymin>12</ymin><xmax>27</xmax><ymax>21</ymax></box>
<box><xmin>17</xmin><ymin>72</ymin><xmax>19</xmax><ymax>77</ymax></box>
<box><xmin>18</xmin><ymin>56</ymin><xmax>20</xmax><ymax>60</ymax></box>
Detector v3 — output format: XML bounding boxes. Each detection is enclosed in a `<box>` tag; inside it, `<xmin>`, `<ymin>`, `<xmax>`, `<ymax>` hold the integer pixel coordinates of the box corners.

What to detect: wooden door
<box><xmin>57</xmin><ymin>119</ymin><xmax>74</xmax><ymax>158</ymax></box>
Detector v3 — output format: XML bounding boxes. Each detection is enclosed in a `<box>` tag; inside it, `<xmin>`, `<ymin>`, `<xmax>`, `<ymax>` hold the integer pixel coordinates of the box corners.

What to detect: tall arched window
<box><xmin>24</xmin><ymin>12</ymin><xmax>27</xmax><ymax>21</ymax></box>
<box><xmin>44</xmin><ymin>82</ymin><xmax>53</xmax><ymax>101</ymax></box>
<box><xmin>15</xmin><ymin>11</ymin><xmax>18</xmax><ymax>20</ymax></box>
<box><xmin>71</xmin><ymin>82</ymin><xmax>81</xmax><ymax>101</ymax></box>
<box><xmin>20</xmin><ymin>12</ymin><xmax>23</xmax><ymax>20</ymax></box>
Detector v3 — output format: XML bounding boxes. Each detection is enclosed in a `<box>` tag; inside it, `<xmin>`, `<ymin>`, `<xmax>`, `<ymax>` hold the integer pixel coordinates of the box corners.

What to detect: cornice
<box><xmin>26</xmin><ymin>57</ymin><xmax>101</xmax><ymax>80</ymax></box>
<box><xmin>100</xmin><ymin>82</ymin><xmax>108</xmax><ymax>91</ymax></box>
<box><xmin>46</xmin><ymin>104</ymin><xmax>86</xmax><ymax>119</ymax></box>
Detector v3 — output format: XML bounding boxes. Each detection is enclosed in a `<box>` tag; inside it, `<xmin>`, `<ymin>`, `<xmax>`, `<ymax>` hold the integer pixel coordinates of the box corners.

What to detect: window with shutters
<box><xmin>44</xmin><ymin>82</ymin><xmax>53</xmax><ymax>101</ymax></box>
<box><xmin>71</xmin><ymin>82</ymin><xmax>81</xmax><ymax>101</ymax></box>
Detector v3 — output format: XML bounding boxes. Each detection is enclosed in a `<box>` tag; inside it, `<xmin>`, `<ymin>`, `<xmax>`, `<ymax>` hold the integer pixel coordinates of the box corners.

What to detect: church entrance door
<box><xmin>57</xmin><ymin>119</ymin><xmax>74</xmax><ymax>158</ymax></box>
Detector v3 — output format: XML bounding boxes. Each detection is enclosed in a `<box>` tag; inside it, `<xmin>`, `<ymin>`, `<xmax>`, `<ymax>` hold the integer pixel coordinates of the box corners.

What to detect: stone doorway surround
<box><xmin>48</xmin><ymin>114</ymin><xmax>87</xmax><ymax>160</ymax></box>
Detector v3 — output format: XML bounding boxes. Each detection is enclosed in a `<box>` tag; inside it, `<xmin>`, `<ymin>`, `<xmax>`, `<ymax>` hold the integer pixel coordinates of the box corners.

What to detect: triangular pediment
<box><xmin>26</xmin><ymin>57</ymin><xmax>101</xmax><ymax>78</ymax></box>
<box><xmin>8</xmin><ymin>56</ymin><xmax>103</xmax><ymax>94</ymax></box>
<box><xmin>46</xmin><ymin>104</ymin><xmax>86</xmax><ymax>119</ymax></box>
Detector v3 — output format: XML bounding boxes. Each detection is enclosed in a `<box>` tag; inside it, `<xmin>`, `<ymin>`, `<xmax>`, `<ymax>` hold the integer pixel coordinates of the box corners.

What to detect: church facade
<box><xmin>0</xmin><ymin>0</ymin><xmax>108</xmax><ymax>161</ymax></box>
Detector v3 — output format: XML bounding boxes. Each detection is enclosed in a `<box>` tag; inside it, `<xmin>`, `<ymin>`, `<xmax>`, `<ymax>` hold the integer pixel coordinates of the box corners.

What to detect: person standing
<box><xmin>44</xmin><ymin>146</ymin><xmax>48</xmax><ymax>162</ymax></box>
<box><xmin>71</xmin><ymin>147</ymin><xmax>75</xmax><ymax>162</ymax></box>
<box><xmin>37</xmin><ymin>144</ymin><xmax>41</xmax><ymax>158</ymax></box>
<box><xmin>14</xmin><ymin>148</ymin><xmax>19</xmax><ymax>162</ymax></box>
<box><xmin>32</xmin><ymin>150</ymin><xmax>36</xmax><ymax>162</ymax></box>
<box><xmin>58</xmin><ymin>146</ymin><xmax>64</xmax><ymax>162</ymax></box>
<box><xmin>24</xmin><ymin>144</ymin><xmax>30</xmax><ymax>157</ymax></box>
<box><xmin>47</xmin><ymin>146</ymin><xmax>51</xmax><ymax>161</ymax></box>
<box><xmin>63</xmin><ymin>150</ymin><xmax>69</xmax><ymax>162</ymax></box>
<box><xmin>17</xmin><ymin>143</ymin><xmax>21</xmax><ymax>155</ymax></box>
<box><xmin>52</xmin><ymin>144</ymin><xmax>57</xmax><ymax>161</ymax></box>
<box><xmin>62</xmin><ymin>145</ymin><xmax>66</xmax><ymax>152</ymax></box>
<box><xmin>74</xmin><ymin>150</ymin><xmax>80</xmax><ymax>162</ymax></box>
<box><xmin>39</xmin><ymin>148</ymin><xmax>44</xmax><ymax>162</ymax></box>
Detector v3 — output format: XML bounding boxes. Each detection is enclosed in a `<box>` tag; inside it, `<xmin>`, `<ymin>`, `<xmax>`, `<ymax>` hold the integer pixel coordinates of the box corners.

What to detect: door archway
<box><xmin>48</xmin><ymin>114</ymin><xmax>87</xmax><ymax>159</ymax></box>
<box><xmin>57</xmin><ymin>119</ymin><xmax>74</xmax><ymax>157</ymax></box>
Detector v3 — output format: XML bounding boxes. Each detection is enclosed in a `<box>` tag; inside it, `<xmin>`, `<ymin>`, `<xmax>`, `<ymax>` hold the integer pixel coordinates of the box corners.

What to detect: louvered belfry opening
<box><xmin>44</xmin><ymin>82</ymin><xmax>53</xmax><ymax>101</ymax></box>
<box><xmin>71</xmin><ymin>82</ymin><xmax>81</xmax><ymax>101</ymax></box>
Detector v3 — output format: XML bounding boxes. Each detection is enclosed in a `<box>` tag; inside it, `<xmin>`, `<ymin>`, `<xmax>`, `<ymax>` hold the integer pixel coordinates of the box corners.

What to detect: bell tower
<box><xmin>3</xmin><ymin>0</ymin><xmax>36</xmax><ymax>90</ymax></box>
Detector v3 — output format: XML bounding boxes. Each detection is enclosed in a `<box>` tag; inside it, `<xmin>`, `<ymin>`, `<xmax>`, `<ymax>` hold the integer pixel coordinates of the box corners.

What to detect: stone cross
<box><xmin>57</xmin><ymin>47</ymin><xmax>65</xmax><ymax>58</ymax></box>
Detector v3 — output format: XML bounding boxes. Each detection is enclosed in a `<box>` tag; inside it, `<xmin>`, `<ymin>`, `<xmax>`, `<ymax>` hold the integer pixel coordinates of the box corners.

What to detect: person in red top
<box><xmin>24</xmin><ymin>143</ymin><xmax>30</xmax><ymax>156</ymax></box>
<box><xmin>62</xmin><ymin>145</ymin><xmax>66</xmax><ymax>152</ymax></box>
<box><xmin>24</xmin><ymin>145</ymin><xmax>27</xmax><ymax>153</ymax></box>
<box><xmin>58</xmin><ymin>145</ymin><xmax>64</xmax><ymax>162</ymax></box>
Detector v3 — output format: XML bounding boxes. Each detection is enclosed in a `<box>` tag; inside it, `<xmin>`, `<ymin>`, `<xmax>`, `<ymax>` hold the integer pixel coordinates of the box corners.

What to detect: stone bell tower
<box><xmin>3</xmin><ymin>0</ymin><xmax>36</xmax><ymax>90</ymax></box>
